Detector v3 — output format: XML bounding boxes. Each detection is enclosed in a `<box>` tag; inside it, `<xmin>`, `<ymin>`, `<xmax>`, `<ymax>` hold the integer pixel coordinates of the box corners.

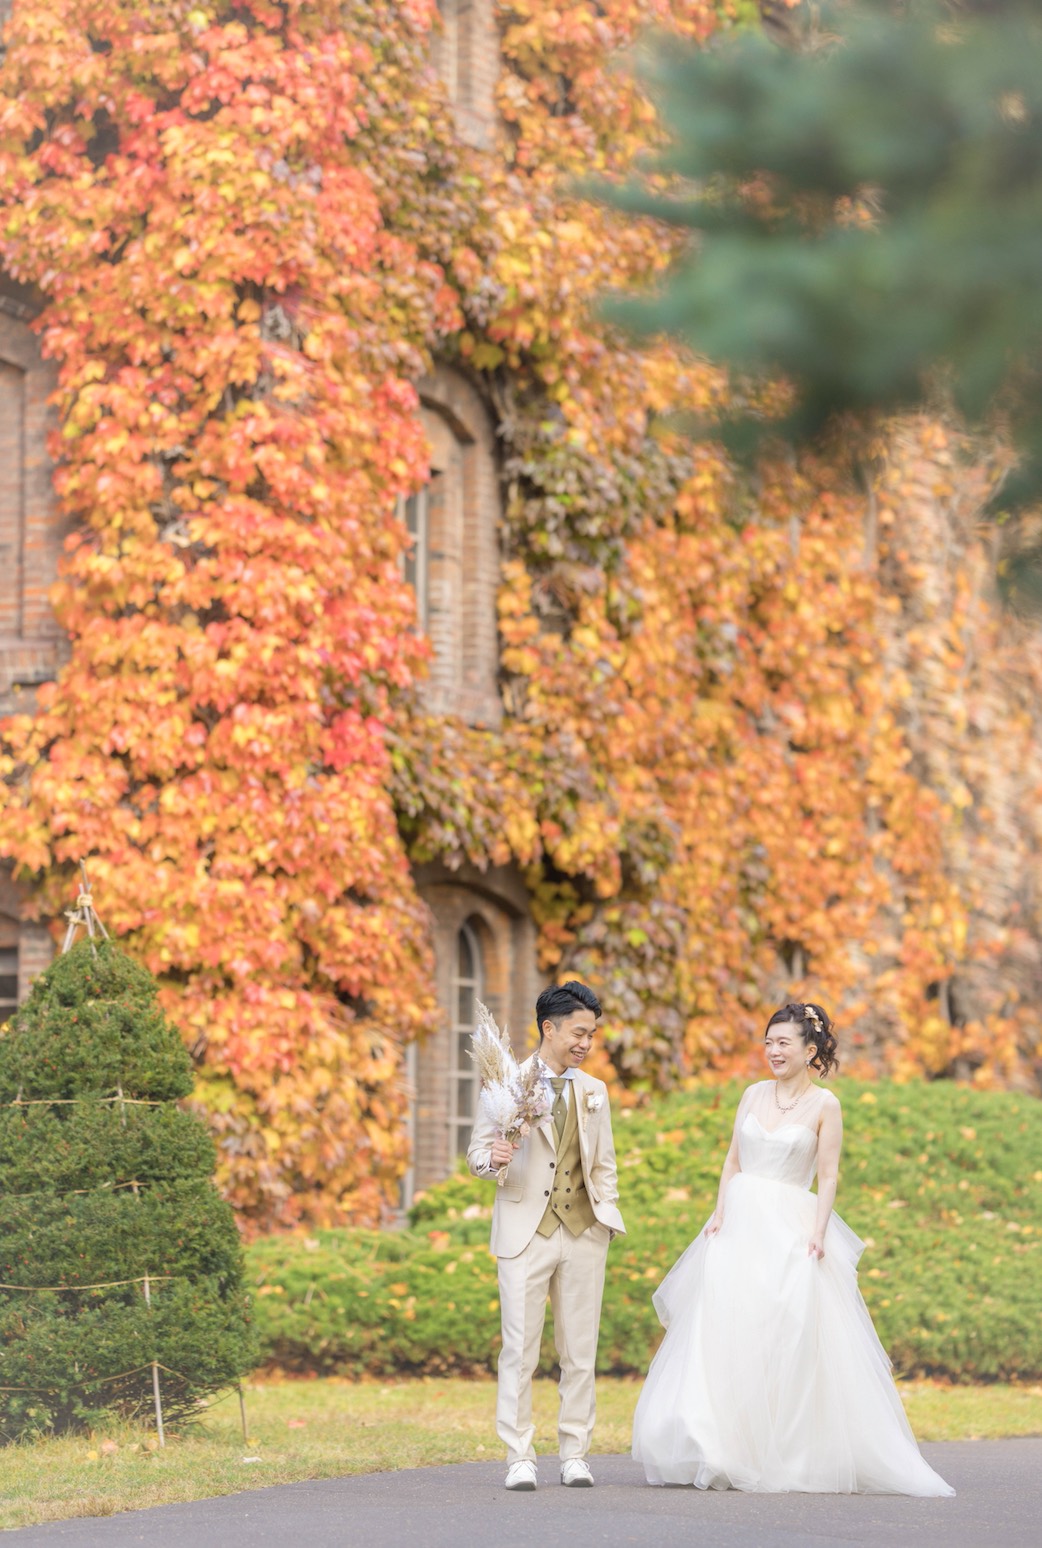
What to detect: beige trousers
<box><xmin>496</xmin><ymin>1221</ymin><xmax>611</xmax><ymax>1465</ymax></box>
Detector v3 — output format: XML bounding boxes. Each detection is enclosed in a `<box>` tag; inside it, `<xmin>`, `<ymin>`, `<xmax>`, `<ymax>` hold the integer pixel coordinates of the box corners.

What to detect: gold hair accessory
<box><xmin>804</xmin><ymin>1005</ymin><xmax>822</xmax><ymax>1031</ymax></box>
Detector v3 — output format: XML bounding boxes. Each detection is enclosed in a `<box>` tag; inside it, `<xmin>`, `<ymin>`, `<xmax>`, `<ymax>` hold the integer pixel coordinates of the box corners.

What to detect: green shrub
<box><xmin>0</xmin><ymin>1104</ymin><xmax>215</xmax><ymax>1194</ymax></box>
<box><xmin>248</xmin><ymin>1081</ymin><xmax>1042</xmax><ymax>1383</ymax></box>
<box><xmin>0</xmin><ymin>941</ymin><xmax>255</xmax><ymax>1440</ymax></box>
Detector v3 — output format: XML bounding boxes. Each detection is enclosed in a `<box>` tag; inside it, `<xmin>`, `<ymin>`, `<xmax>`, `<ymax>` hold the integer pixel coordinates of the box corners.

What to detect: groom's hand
<box><xmin>489</xmin><ymin>1137</ymin><xmax>517</xmax><ymax>1169</ymax></box>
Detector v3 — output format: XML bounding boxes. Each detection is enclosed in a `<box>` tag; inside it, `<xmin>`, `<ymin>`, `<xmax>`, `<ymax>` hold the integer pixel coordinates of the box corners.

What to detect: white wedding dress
<box><xmin>631</xmin><ymin>1083</ymin><xmax>954</xmax><ymax>1495</ymax></box>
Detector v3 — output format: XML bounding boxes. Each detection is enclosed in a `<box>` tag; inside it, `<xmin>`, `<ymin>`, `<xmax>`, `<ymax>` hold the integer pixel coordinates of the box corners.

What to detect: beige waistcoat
<box><xmin>536</xmin><ymin>1081</ymin><xmax>597</xmax><ymax>1238</ymax></box>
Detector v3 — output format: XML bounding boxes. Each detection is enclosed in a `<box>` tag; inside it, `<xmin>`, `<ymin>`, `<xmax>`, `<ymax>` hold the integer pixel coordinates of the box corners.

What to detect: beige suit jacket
<box><xmin>467</xmin><ymin>1056</ymin><xmax>626</xmax><ymax>1259</ymax></box>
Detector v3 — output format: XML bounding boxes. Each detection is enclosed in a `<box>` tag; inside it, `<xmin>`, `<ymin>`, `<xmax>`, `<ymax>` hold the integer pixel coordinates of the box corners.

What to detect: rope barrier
<box><xmin>0</xmin><ymin>1275</ymin><xmax>175</xmax><ymax>1292</ymax></box>
<box><xmin>0</xmin><ymin>1179</ymin><xmax>150</xmax><ymax>1201</ymax></box>
<box><xmin>0</xmin><ymin>1362</ymin><xmax>193</xmax><ymax>1395</ymax></box>
<box><xmin>47</xmin><ymin>1179</ymin><xmax>148</xmax><ymax>1198</ymax></box>
<box><xmin>0</xmin><ymin>1096</ymin><xmax>168</xmax><ymax>1108</ymax></box>
<box><xmin>0</xmin><ymin>1365</ymin><xmax>155</xmax><ymax>1394</ymax></box>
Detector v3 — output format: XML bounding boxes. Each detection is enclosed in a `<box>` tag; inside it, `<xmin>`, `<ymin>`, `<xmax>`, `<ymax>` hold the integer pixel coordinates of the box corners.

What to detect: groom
<box><xmin>467</xmin><ymin>980</ymin><xmax>625</xmax><ymax>1492</ymax></box>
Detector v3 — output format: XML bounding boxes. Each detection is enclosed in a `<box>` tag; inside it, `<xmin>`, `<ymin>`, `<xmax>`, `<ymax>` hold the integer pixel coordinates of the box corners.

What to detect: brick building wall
<box><xmin>416</xmin><ymin>366</ymin><xmax>502</xmax><ymax>729</ymax></box>
<box><xmin>432</xmin><ymin>0</ymin><xmax>500</xmax><ymax>151</ymax></box>
<box><xmin>404</xmin><ymin>3</ymin><xmax>543</xmax><ymax>1195</ymax></box>
<box><xmin>0</xmin><ymin>301</ymin><xmax>67</xmax><ymax>719</ymax></box>
<box><xmin>0</xmin><ymin>1</ymin><xmax>542</xmax><ymax>1202</ymax></box>
<box><xmin>0</xmin><ymin>289</ymin><xmax>66</xmax><ymax>1010</ymax></box>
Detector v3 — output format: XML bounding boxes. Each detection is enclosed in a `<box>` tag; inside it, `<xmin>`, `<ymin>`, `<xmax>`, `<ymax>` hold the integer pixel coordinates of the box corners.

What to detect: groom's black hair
<box><xmin>536</xmin><ymin>980</ymin><xmax>602</xmax><ymax>1041</ymax></box>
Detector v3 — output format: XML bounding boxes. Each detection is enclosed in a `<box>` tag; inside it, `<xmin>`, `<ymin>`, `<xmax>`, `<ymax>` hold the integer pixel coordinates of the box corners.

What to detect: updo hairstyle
<box><xmin>765</xmin><ymin>1001</ymin><xmax>839</xmax><ymax>1078</ymax></box>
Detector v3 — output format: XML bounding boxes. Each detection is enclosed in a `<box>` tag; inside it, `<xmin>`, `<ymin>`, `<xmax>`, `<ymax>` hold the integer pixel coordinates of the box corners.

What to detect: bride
<box><xmin>631</xmin><ymin>1002</ymin><xmax>954</xmax><ymax>1496</ymax></box>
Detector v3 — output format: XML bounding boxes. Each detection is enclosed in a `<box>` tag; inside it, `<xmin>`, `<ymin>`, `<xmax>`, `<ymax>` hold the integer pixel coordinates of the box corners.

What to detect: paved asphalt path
<box><xmin>8</xmin><ymin>1441</ymin><xmax>1041</xmax><ymax>1547</ymax></box>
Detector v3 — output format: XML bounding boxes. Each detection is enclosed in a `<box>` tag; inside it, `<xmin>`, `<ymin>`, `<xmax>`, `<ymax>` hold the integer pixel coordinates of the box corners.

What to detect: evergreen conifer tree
<box><xmin>0</xmin><ymin>939</ymin><xmax>255</xmax><ymax>1439</ymax></box>
<box><xmin>602</xmin><ymin>0</ymin><xmax>1042</xmax><ymax>600</ymax></box>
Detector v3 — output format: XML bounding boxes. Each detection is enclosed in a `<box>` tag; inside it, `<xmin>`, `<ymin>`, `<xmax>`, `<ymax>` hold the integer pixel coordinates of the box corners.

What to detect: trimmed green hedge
<box><xmin>248</xmin><ymin>1081</ymin><xmax>1042</xmax><ymax>1382</ymax></box>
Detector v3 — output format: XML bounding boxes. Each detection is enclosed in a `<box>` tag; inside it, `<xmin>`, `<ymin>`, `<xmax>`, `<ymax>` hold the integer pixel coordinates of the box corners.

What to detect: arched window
<box><xmin>448</xmin><ymin>920</ymin><xmax>482</xmax><ymax>1155</ymax></box>
<box><xmin>408</xmin><ymin>368</ymin><xmax>501</xmax><ymax>728</ymax></box>
<box><xmin>405</xmin><ymin>868</ymin><xmax>539</xmax><ymax>1197</ymax></box>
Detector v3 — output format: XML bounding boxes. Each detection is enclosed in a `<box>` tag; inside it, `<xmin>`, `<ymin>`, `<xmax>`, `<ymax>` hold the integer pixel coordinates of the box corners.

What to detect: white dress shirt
<box><xmin>541</xmin><ymin>1061</ymin><xmax>576</xmax><ymax>1109</ymax></box>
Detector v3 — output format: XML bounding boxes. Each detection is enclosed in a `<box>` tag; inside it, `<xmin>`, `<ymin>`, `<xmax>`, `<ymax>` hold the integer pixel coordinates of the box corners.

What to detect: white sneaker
<box><xmin>560</xmin><ymin>1457</ymin><xmax>594</xmax><ymax>1487</ymax></box>
<box><xmin>505</xmin><ymin>1459</ymin><xmax>537</xmax><ymax>1491</ymax></box>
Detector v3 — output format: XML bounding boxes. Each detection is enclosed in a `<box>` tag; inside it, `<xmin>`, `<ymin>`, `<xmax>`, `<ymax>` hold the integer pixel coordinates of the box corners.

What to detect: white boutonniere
<box><xmin>579</xmin><ymin>1090</ymin><xmax>604</xmax><ymax>1132</ymax></box>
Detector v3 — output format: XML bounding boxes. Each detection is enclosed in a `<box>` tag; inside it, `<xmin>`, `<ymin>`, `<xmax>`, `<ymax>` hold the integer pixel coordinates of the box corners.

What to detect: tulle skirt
<box><xmin>631</xmin><ymin>1172</ymin><xmax>954</xmax><ymax>1496</ymax></box>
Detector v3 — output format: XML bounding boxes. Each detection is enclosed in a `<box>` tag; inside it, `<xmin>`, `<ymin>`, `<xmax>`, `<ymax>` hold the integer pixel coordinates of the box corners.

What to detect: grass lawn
<box><xmin>0</xmin><ymin>1376</ymin><xmax>1040</xmax><ymax>1531</ymax></box>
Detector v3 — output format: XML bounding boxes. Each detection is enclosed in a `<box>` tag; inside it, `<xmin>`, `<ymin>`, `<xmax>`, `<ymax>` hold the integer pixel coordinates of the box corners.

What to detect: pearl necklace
<box><xmin>774</xmin><ymin>1079</ymin><xmax>812</xmax><ymax>1114</ymax></box>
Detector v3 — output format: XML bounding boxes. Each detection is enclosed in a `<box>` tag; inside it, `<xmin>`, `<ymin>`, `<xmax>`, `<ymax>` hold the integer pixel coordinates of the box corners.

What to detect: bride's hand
<box><xmin>807</xmin><ymin>1235</ymin><xmax>825</xmax><ymax>1260</ymax></box>
<box><xmin>704</xmin><ymin>1211</ymin><xmax>723</xmax><ymax>1238</ymax></box>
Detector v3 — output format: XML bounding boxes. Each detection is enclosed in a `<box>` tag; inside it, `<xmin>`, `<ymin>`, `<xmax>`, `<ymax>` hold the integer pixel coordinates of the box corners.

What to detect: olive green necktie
<box><xmin>550</xmin><ymin>1077</ymin><xmax>567</xmax><ymax>1142</ymax></box>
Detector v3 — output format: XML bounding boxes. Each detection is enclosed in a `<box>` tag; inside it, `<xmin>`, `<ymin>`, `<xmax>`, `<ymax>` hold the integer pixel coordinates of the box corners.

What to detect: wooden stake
<box><xmin>238</xmin><ymin>1382</ymin><xmax>248</xmax><ymax>1444</ymax></box>
<box><xmin>61</xmin><ymin>862</ymin><xmax>110</xmax><ymax>955</ymax></box>
<box><xmin>151</xmin><ymin>1359</ymin><xmax>166</xmax><ymax>1450</ymax></box>
<box><xmin>142</xmin><ymin>1271</ymin><xmax>165</xmax><ymax>1449</ymax></box>
<box><xmin>135</xmin><ymin>1182</ymin><xmax>165</xmax><ymax>1450</ymax></box>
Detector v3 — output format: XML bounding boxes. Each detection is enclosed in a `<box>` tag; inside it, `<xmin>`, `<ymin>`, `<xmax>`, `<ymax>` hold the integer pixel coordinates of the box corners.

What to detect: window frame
<box><xmin>0</xmin><ymin>944</ymin><xmax>18</xmax><ymax>1025</ymax></box>
<box><xmin>448</xmin><ymin>920</ymin><xmax>482</xmax><ymax>1156</ymax></box>
<box><xmin>400</xmin><ymin>485</ymin><xmax>431</xmax><ymax>633</ymax></box>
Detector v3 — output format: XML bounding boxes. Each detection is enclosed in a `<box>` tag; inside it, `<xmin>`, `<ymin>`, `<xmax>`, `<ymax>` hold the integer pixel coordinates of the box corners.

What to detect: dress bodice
<box><xmin>737</xmin><ymin>1083</ymin><xmax>823</xmax><ymax>1190</ymax></box>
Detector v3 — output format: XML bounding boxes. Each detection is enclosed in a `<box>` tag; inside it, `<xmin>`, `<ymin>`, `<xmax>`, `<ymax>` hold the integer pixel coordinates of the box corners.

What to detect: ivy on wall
<box><xmin>1</xmin><ymin>1</ymin><xmax>1038</xmax><ymax>1230</ymax></box>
